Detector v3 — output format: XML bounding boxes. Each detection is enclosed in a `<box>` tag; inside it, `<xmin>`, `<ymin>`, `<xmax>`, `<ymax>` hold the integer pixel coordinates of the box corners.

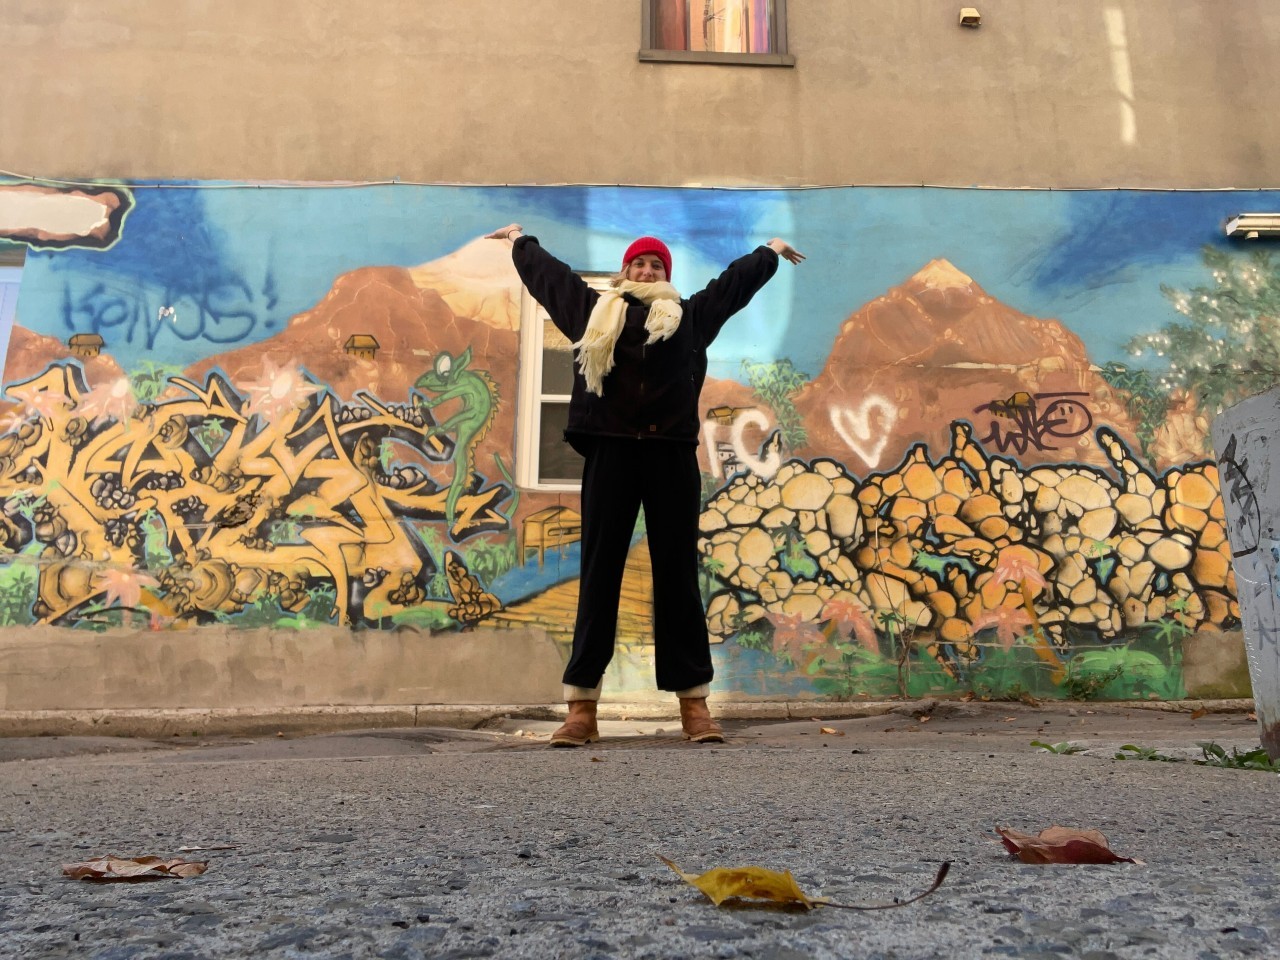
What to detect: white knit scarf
<box><xmin>574</xmin><ymin>280</ymin><xmax>683</xmax><ymax>396</ymax></box>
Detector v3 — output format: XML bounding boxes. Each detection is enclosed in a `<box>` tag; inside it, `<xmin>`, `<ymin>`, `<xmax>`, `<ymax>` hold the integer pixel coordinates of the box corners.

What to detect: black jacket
<box><xmin>512</xmin><ymin>235</ymin><xmax>779</xmax><ymax>446</ymax></box>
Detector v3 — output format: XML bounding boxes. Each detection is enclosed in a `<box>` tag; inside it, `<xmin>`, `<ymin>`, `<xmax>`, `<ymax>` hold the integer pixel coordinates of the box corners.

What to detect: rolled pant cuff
<box><xmin>563</xmin><ymin>682</ymin><xmax>603</xmax><ymax>702</ymax></box>
<box><xmin>675</xmin><ymin>683</ymin><xmax>711</xmax><ymax>699</ymax></box>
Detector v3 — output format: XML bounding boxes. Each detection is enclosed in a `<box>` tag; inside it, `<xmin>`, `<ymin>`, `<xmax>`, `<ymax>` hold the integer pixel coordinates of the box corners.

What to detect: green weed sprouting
<box><xmin>1113</xmin><ymin>741</ymin><xmax>1279</xmax><ymax>772</ymax></box>
<box><xmin>1195</xmin><ymin>741</ymin><xmax>1280</xmax><ymax>772</ymax></box>
<box><xmin>1114</xmin><ymin>744</ymin><xmax>1181</xmax><ymax>762</ymax></box>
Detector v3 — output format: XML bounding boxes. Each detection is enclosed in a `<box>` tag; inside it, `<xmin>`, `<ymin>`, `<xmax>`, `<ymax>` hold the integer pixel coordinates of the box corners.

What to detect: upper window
<box><xmin>641</xmin><ymin>0</ymin><xmax>794</xmax><ymax>66</ymax></box>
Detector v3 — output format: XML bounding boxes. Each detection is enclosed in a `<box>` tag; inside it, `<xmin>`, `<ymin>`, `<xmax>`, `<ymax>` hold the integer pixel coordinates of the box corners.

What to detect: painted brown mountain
<box><xmin>791</xmin><ymin>260</ymin><xmax>1144</xmax><ymax>472</ymax></box>
<box><xmin>2</xmin><ymin>324</ymin><xmax>126</xmax><ymax>387</ymax></box>
<box><xmin>185</xmin><ymin>265</ymin><xmax>518</xmax><ymax>404</ymax></box>
<box><xmin>408</xmin><ymin>237</ymin><xmax>523</xmax><ymax>331</ymax></box>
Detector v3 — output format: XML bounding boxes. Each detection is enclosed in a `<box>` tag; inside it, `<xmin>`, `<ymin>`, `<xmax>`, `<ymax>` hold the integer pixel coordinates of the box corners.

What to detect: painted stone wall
<box><xmin>0</xmin><ymin>180</ymin><xmax>1267</xmax><ymax>706</ymax></box>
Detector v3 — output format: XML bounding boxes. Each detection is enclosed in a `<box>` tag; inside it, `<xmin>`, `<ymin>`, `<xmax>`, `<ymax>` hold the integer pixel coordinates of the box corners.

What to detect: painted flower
<box><xmin>970</xmin><ymin>605</ymin><xmax>1034</xmax><ymax>652</ymax></box>
<box><xmin>820</xmin><ymin>597</ymin><xmax>878</xmax><ymax>651</ymax></box>
<box><xmin>991</xmin><ymin>545</ymin><xmax>1046</xmax><ymax>591</ymax></box>
<box><xmin>18</xmin><ymin>389</ymin><xmax>72</xmax><ymax>423</ymax></box>
<box><xmin>77</xmin><ymin>376</ymin><xmax>140</xmax><ymax>426</ymax></box>
<box><xmin>241</xmin><ymin>358</ymin><xmax>322</xmax><ymax>422</ymax></box>
<box><xmin>766</xmin><ymin>611</ymin><xmax>824</xmax><ymax>661</ymax></box>
<box><xmin>0</xmin><ymin>405</ymin><xmax>29</xmax><ymax>435</ymax></box>
<box><xmin>95</xmin><ymin>567</ymin><xmax>160</xmax><ymax>610</ymax></box>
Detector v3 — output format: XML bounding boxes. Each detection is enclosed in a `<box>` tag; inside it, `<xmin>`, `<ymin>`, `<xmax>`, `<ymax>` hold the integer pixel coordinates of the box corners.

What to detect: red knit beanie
<box><xmin>621</xmin><ymin>236</ymin><xmax>672</xmax><ymax>279</ymax></box>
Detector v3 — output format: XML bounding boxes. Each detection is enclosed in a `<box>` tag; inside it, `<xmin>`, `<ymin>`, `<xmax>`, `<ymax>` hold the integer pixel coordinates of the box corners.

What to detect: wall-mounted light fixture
<box><xmin>1225</xmin><ymin>213</ymin><xmax>1280</xmax><ymax>240</ymax></box>
<box><xmin>959</xmin><ymin>7</ymin><xmax>981</xmax><ymax>28</ymax></box>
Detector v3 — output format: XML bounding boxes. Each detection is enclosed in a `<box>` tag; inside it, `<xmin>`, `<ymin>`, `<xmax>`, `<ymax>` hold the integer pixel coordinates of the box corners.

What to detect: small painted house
<box><xmin>68</xmin><ymin>333</ymin><xmax>104</xmax><ymax>358</ymax></box>
<box><xmin>344</xmin><ymin>335</ymin><xmax>379</xmax><ymax>360</ymax></box>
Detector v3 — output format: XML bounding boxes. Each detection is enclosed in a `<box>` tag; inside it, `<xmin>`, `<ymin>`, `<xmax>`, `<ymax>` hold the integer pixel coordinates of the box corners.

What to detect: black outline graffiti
<box><xmin>974</xmin><ymin>391</ymin><xmax>1094</xmax><ymax>455</ymax></box>
<box><xmin>1218</xmin><ymin>434</ymin><xmax>1261</xmax><ymax>558</ymax></box>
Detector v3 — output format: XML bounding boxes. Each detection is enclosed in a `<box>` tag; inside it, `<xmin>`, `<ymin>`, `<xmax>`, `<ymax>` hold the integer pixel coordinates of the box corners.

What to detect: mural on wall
<box><xmin>1</xmin><ymin>179</ymin><xmax>1275</xmax><ymax>701</ymax></box>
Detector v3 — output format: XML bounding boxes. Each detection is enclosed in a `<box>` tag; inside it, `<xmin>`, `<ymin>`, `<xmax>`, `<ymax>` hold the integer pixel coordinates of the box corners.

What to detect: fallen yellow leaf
<box><xmin>819</xmin><ymin>727</ymin><xmax>845</xmax><ymax>736</ymax></box>
<box><xmin>659</xmin><ymin>856</ymin><xmax>950</xmax><ymax>911</ymax></box>
<box><xmin>1190</xmin><ymin>708</ymin><xmax>1207</xmax><ymax>720</ymax></box>
<box><xmin>659</xmin><ymin>855</ymin><xmax>815</xmax><ymax>909</ymax></box>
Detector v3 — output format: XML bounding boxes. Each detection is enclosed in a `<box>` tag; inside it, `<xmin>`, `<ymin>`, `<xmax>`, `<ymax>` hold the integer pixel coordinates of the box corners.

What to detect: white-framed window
<box><xmin>641</xmin><ymin>0</ymin><xmax>794</xmax><ymax>66</ymax></box>
<box><xmin>0</xmin><ymin>248</ymin><xmax>25</xmax><ymax>378</ymax></box>
<box><xmin>515</xmin><ymin>274</ymin><xmax>613</xmax><ymax>491</ymax></box>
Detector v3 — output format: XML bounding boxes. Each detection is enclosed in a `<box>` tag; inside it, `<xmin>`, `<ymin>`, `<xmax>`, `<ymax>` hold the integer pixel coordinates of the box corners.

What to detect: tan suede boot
<box><xmin>679</xmin><ymin>697</ymin><xmax>725</xmax><ymax>743</ymax></box>
<box><xmin>548</xmin><ymin>700</ymin><xmax>599</xmax><ymax>748</ymax></box>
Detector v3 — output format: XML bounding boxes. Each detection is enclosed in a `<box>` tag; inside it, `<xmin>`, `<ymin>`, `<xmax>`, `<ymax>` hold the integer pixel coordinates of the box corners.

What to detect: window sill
<box><xmin>638</xmin><ymin>49</ymin><xmax>795</xmax><ymax>67</ymax></box>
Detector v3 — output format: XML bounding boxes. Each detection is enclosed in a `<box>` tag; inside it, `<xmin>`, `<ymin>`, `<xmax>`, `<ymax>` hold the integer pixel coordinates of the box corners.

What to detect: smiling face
<box><xmin>625</xmin><ymin>254</ymin><xmax>668</xmax><ymax>283</ymax></box>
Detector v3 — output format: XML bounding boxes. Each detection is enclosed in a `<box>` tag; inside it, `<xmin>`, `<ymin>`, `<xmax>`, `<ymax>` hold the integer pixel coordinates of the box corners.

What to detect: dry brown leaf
<box><xmin>660</xmin><ymin>856</ymin><xmax>950</xmax><ymax>911</ymax></box>
<box><xmin>590</xmin><ymin>757</ymin><xmax>605</xmax><ymax>762</ymax></box>
<box><xmin>63</xmin><ymin>855</ymin><xmax>209</xmax><ymax>882</ymax></box>
<box><xmin>819</xmin><ymin>727</ymin><xmax>845</xmax><ymax>736</ymax></box>
<box><xmin>918</xmin><ymin>716</ymin><xmax>932</xmax><ymax>724</ymax></box>
<box><xmin>1190</xmin><ymin>708</ymin><xmax>1207</xmax><ymax>720</ymax></box>
<box><xmin>995</xmin><ymin>826</ymin><xmax>1135</xmax><ymax>865</ymax></box>
<box><xmin>1002</xmin><ymin>716</ymin><xmax>1018</xmax><ymax>723</ymax></box>
<box><xmin>1248</xmin><ymin>712</ymin><xmax>1258</xmax><ymax>722</ymax></box>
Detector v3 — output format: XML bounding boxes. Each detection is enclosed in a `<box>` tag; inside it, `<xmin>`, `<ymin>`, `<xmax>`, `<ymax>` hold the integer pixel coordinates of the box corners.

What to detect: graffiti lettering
<box><xmin>975</xmin><ymin>391</ymin><xmax>1093</xmax><ymax>455</ymax></box>
<box><xmin>0</xmin><ymin>363</ymin><xmax>511</xmax><ymax>628</ymax></box>
<box><xmin>1218</xmin><ymin>434</ymin><xmax>1261</xmax><ymax>557</ymax></box>
<box><xmin>829</xmin><ymin>396</ymin><xmax>898</xmax><ymax>469</ymax></box>
<box><xmin>62</xmin><ymin>277</ymin><xmax>263</xmax><ymax>351</ymax></box>
<box><xmin>702</xmin><ymin>408</ymin><xmax>781</xmax><ymax>481</ymax></box>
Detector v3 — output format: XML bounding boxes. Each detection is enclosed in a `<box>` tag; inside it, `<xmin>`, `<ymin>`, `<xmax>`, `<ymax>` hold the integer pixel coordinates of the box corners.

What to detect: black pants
<box><xmin>563</xmin><ymin>436</ymin><xmax>713</xmax><ymax>693</ymax></box>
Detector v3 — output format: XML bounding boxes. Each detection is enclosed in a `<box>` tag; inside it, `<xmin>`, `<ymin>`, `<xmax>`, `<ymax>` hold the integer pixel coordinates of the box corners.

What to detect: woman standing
<box><xmin>487</xmin><ymin>223</ymin><xmax>804</xmax><ymax>745</ymax></box>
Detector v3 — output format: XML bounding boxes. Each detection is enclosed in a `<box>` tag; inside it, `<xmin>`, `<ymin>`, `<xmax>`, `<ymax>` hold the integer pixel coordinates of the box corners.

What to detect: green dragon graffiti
<box><xmin>415</xmin><ymin>348</ymin><xmax>503</xmax><ymax>529</ymax></box>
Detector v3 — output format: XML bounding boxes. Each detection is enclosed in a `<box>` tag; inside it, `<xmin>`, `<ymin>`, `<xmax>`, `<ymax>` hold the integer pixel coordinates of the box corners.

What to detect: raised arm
<box><xmin>488</xmin><ymin>224</ymin><xmax>598</xmax><ymax>343</ymax></box>
<box><xmin>767</xmin><ymin>238</ymin><xmax>806</xmax><ymax>265</ymax></box>
<box><xmin>689</xmin><ymin>238</ymin><xmax>804</xmax><ymax>345</ymax></box>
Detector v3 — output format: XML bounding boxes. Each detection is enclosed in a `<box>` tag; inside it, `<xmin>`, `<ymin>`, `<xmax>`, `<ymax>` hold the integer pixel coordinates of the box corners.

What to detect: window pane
<box><xmin>654</xmin><ymin>0</ymin><xmax>773</xmax><ymax>54</ymax></box>
<box><xmin>541</xmin><ymin>318</ymin><xmax>575</xmax><ymax>395</ymax></box>
<box><xmin>0</xmin><ymin>266</ymin><xmax>22</xmax><ymax>378</ymax></box>
<box><xmin>538</xmin><ymin>403</ymin><xmax>583</xmax><ymax>483</ymax></box>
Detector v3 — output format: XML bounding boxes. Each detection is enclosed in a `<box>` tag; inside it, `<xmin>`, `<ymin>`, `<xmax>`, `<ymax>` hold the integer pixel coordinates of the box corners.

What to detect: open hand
<box><xmin>484</xmin><ymin>223</ymin><xmax>523</xmax><ymax>241</ymax></box>
<box><xmin>767</xmin><ymin>238</ymin><xmax>805</xmax><ymax>265</ymax></box>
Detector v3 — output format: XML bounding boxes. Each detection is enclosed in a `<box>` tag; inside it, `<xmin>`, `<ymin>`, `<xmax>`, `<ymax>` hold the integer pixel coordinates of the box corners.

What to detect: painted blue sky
<box><xmin>9</xmin><ymin>182</ymin><xmax>1277</xmax><ymax>378</ymax></box>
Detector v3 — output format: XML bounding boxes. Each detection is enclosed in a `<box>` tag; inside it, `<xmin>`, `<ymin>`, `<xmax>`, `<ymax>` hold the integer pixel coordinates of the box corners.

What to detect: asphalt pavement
<box><xmin>0</xmin><ymin>701</ymin><xmax>1275</xmax><ymax>960</ymax></box>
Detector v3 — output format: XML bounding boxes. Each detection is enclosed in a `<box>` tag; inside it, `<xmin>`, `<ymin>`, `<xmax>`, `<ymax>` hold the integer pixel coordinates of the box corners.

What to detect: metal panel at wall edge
<box><xmin>1211</xmin><ymin>386</ymin><xmax>1280</xmax><ymax>758</ymax></box>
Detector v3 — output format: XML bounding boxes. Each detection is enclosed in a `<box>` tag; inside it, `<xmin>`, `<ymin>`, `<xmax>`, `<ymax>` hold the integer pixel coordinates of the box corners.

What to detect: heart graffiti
<box><xmin>830</xmin><ymin>396</ymin><xmax>899</xmax><ymax>469</ymax></box>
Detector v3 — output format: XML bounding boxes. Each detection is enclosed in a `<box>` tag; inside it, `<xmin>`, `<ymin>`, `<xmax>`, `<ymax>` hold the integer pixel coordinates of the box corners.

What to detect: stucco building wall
<box><xmin>1</xmin><ymin>0</ymin><xmax>1276</xmax><ymax>188</ymax></box>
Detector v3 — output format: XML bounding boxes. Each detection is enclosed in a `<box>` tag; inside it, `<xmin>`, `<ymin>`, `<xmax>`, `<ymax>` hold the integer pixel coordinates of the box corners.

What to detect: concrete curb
<box><xmin>0</xmin><ymin>697</ymin><xmax>1255</xmax><ymax>738</ymax></box>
